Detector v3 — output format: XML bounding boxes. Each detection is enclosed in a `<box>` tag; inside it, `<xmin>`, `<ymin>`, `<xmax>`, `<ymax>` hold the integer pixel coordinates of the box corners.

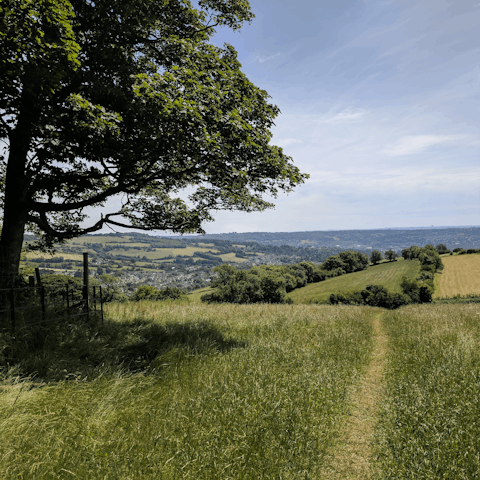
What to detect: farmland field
<box><xmin>218</xmin><ymin>252</ymin><xmax>249</xmax><ymax>263</ymax></box>
<box><xmin>287</xmin><ymin>259</ymin><xmax>420</xmax><ymax>304</ymax></box>
<box><xmin>23</xmin><ymin>251</ymin><xmax>84</xmax><ymax>261</ymax></box>
<box><xmin>434</xmin><ymin>254</ymin><xmax>480</xmax><ymax>298</ymax></box>
<box><xmin>103</xmin><ymin>246</ymin><xmax>220</xmax><ymax>259</ymax></box>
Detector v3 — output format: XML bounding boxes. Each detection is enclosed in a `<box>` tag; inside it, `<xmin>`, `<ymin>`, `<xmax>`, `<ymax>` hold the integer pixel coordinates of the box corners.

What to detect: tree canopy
<box><xmin>0</xmin><ymin>0</ymin><xmax>307</xmax><ymax>284</ymax></box>
<box><xmin>370</xmin><ymin>249</ymin><xmax>382</xmax><ymax>265</ymax></box>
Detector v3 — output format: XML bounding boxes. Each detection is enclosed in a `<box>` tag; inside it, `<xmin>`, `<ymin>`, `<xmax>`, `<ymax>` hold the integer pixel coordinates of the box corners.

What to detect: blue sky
<box><xmin>95</xmin><ymin>0</ymin><xmax>479</xmax><ymax>235</ymax></box>
<box><xmin>202</xmin><ymin>0</ymin><xmax>480</xmax><ymax>233</ymax></box>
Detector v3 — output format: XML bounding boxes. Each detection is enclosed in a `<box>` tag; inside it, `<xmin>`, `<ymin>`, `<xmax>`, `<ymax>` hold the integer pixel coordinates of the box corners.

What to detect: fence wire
<box><xmin>0</xmin><ymin>285</ymin><xmax>103</xmax><ymax>332</ymax></box>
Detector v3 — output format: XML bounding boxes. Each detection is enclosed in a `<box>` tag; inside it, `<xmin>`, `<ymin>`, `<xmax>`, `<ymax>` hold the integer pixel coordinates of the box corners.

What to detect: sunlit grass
<box><xmin>0</xmin><ymin>302</ymin><xmax>375</xmax><ymax>479</ymax></box>
<box><xmin>375</xmin><ymin>304</ymin><xmax>480</xmax><ymax>478</ymax></box>
<box><xmin>434</xmin><ymin>254</ymin><xmax>480</xmax><ymax>298</ymax></box>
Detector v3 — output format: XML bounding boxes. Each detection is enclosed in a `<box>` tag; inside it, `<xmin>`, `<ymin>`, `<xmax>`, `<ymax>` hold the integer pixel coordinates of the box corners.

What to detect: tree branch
<box><xmin>28</xmin><ymin>211</ymin><xmax>107</xmax><ymax>239</ymax></box>
<box><xmin>31</xmin><ymin>185</ymin><xmax>126</xmax><ymax>212</ymax></box>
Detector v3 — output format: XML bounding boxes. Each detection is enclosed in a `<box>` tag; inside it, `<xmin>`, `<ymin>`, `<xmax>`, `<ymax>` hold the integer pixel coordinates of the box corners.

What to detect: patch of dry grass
<box><xmin>434</xmin><ymin>254</ymin><xmax>480</xmax><ymax>298</ymax></box>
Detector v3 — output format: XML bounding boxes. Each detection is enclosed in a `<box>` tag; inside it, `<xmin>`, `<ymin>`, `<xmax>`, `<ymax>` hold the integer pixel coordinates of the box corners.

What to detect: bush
<box><xmin>325</xmin><ymin>267</ymin><xmax>345</xmax><ymax>278</ymax></box>
<box><xmin>435</xmin><ymin>243</ymin><xmax>451</xmax><ymax>254</ymax></box>
<box><xmin>133</xmin><ymin>285</ymin><xmax>186</xmax><ymax>301</ymax></box>
<box><xmin>312</xmin><ymin>268</ymin><xmax>327</xmax><ymax>283</ymax></box>
<box><xmin>400</xmin><ymin>277</ymin><xmax>433</xmax><ymax>304</ymax></box>
<box><xmin>329</xmin><ymin>285</ymin><xmax>410</xmax><ymax>309</ymax></box>
<box><xmin>201</xmin><ymin>265</ymin><xmax>288</xmax><ymax>304</ymax></box>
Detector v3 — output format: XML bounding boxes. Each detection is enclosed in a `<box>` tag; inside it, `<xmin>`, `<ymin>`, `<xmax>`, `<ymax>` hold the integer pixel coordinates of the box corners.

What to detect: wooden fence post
<box><xmin>83</xmin><ymin>252</ymin><xmax>89</xmax><ymax>321</ymax></box>
<box><xmin>99</xmin><ymin>286</ymin><xmax>104</xmax><ymax>324</ymax></box>
<box><xmin>35</xmin><ymin>268</ymin><xmax>42</xmax><ymax>286</ymax></box>
<box><xmin>9</xmin><ymin>288</ymin><xmax>15</xmax><ymax>333</ymax></box>
<box><xmin>40</xmin><ymin>286</ymin><xmax>46</xmax><ymax>323</ymax></box>
<box><xmin>66</xmin><ymin>284</ymin><xmax>70</xmax><ymax>318</ymax></box>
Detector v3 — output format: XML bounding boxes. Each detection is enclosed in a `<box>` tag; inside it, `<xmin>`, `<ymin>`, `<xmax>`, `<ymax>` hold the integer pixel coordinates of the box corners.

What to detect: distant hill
<box><xmin>194</xmin><ymin>227</ymin><xmax>480</xmax><ymax>252</ymax></box>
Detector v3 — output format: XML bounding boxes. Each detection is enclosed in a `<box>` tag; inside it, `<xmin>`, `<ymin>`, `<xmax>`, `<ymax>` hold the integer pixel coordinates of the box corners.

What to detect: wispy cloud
<box><xmin>304</xmin><ymin>167</ymin><xmax>480</xmax><ymax>194</ymax></box>
<box><xmin>255</xmin><ymin>52</ymin><xmax>281</xmax><ymax>63</ymax></box>
<box><xmin>377</xmin><ymin>34</ymin><xmax>427</xmax><ymax>60</ymax></box>
<box><xmin>320</xmin><ymin>108</ymin><xmax>368</xmax><ymax>123</ymax></box>
<box><xmin>277</xmin><ymin>138</ymin><xmax>302</xmax><ymax>147</ymax></box>
<box><xmin>381</xmin><ymin>135</ymin><xmax>467</xmax><ymax>156</ymax></box>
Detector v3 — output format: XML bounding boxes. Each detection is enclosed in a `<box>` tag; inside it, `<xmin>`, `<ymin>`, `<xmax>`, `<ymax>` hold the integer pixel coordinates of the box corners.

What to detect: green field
<box><xmin>187</xmin><ymin>286</ymin><xmax>212</xmax><ymax>302</ymax></box>
<box><xmin>287</xmin><ymin>259</ymin><xmax>420</xmax><ymax>304</ymax></box>
<box><xmin>23</xmin><ymin>251</ymin><xmax>84</xmax><ymax>261</ymax></box>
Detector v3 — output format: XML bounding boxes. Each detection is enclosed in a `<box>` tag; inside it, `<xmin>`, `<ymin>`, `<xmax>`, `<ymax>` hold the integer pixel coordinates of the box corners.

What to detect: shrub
<box><xmin>133</xmin><ymin>285</ymin><xmax>186</xmax><ymax>301</ymax></box>
<box><xmin>435</xmin><ymin>243</ymin><xmax>451</xmax><ymax>254</ymax></box>
<box><xmin>400</xmin><ymin>277</ymin><xmax>433</xmax><ymax>304</ymax></box>
<box><xmin>329</xmin><ymin>285</ymin><xmax>410</xmax><ymax>309</ymax></box>
<box><xmin>201</xmin><ymin>265</ymin><xmax>288</xmax><ymax>304</ymax></box>
<box><xmin>312</xmin><ymin>268</ymin><xmax>327</xmax><ymax>283</ymax></box>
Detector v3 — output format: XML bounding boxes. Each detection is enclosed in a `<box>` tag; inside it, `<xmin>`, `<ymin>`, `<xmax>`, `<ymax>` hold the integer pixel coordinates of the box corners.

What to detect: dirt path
<box><xmin>319</xmin><ymin>311</ymin><xmax>387</xmax><ymax>479</ymax></box>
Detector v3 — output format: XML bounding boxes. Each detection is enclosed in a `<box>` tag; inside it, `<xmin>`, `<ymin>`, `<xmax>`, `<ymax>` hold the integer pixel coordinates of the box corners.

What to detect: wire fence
<box><xmin>0</xmin><ymin>285</ymin><xmax>104</xmax><ymax>333</ymax></box>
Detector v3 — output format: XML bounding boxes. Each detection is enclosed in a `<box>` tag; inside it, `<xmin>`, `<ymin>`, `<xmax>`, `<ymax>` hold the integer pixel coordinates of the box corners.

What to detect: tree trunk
<box><xmin>0</xmin><ymin>145</ymin><xmax>29</xmax><ymax>288</ymax></box>
<box><xmin>0</xmin><ymin>70</ymin><xmax>38</xmax><ymax>287</ymax></box>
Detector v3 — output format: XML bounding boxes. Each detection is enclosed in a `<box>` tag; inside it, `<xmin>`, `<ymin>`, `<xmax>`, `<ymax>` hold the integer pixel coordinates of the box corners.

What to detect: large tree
<box><xmin>0</xmin><ymin>0</ymin><xmax>307</xmax><ymax>285</ymax></box>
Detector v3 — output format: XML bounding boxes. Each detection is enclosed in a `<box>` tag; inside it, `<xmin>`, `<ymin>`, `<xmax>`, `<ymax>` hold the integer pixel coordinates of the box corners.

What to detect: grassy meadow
<box><xmin>434</xmin><ymin>253</ymin><xmax>480</xmax><ymax>298</ymax></box>
<box><xmin>0</xmin><ymin>302</ymin><xmax>375</xmax><ymax>479</ymax></box>
<box><xmin>2</xmin><ymin>269</ymin><xmax>480</xmax><ymax>478</ymax></box>
<box><xmin>287</xmin><ymin>259</ymin><xmax>419</xmax><ymax>304</ymax></box>
<box><xmin>375</xmin><ymin>304</ymin><xmax>480</xmax><ymax>478</ymax></box>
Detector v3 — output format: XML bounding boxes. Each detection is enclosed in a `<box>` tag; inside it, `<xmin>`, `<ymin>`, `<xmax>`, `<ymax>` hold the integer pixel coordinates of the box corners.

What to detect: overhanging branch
<box><xmin>31</xmin><ymin>185</ymin><xmax>126</xmax><ymax>212</ymax></box>
<box><xmin>28</xmin><ymin>211</ymin><xmax>108</xmax><ymax>239</ymax></box>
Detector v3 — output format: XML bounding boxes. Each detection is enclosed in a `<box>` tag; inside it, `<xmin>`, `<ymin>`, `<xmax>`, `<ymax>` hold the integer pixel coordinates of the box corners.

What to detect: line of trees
<box><xmin>329</xmin><ymin>245</ymin><xmax>444</xmax><ymax>309</ymax></box>
<box><xmin>201</xmin><ymin>251</ymin><xmax>369</xmax><ymax>304</ymax></box>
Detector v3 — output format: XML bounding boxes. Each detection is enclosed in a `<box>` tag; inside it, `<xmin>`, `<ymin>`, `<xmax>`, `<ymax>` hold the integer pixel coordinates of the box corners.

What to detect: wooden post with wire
<box><xmin>83</xmin><ymin>252</ymin><xmax>89</xmax><ymax>321</ymax></box>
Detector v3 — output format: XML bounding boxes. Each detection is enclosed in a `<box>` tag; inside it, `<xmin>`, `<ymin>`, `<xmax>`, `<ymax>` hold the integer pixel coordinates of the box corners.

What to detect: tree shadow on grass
<box><xmin>1</xmin><ymin>316</ymin><xmax>246</xmax><ymax>382</ymax></box>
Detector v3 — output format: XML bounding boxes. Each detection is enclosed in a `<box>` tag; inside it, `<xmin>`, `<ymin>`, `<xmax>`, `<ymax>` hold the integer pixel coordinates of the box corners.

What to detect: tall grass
<box><xmin>375</xmin><ymin>304</ymin><xmax>480</xmax><ymax>478</ymax></box>
<box><xmin>0</xmin><ymin>302</ymin><xmax>375</xmax><ymax>479</ymax></box>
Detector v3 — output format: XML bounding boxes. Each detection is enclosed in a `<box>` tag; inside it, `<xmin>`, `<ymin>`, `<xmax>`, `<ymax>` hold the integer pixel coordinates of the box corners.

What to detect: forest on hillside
<box><xmin>198</xmin><ymin>227</ymin><xmax>480</xmax><ymax>251</ymax></box>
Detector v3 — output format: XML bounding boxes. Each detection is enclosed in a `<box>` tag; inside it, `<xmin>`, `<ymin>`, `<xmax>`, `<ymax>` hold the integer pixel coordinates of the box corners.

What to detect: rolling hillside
<box><xmin>287</xmin><ymin>259</ymin><xmax>420</xmax><ymax>304</ymax></box>
<box><xmin>188</xmin><ymin>259</ymin><xmax>421</xmax><ymax>304</ymax></box>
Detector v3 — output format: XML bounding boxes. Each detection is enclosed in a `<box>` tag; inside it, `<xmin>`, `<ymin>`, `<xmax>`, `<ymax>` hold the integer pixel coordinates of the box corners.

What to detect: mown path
<box><xmin>320</xmin><ymin>311</ymin><xmax>387</xmax><ymax>479</ymax></box>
